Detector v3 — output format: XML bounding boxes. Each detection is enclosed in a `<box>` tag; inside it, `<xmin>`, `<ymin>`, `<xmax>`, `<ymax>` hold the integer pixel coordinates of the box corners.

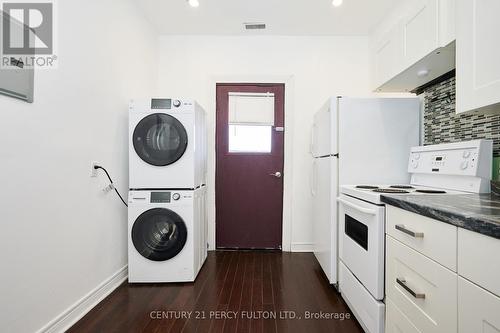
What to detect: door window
<box><xmin>228</xmin><ymin>125</ymin><xmax>272</xmax><ymax>153</ymax></box>
<box><xmin>132</xmin><ymin>208</ymin><xmax>188</xmax><ymax>261</ymax></box>
<box><xmin>133</xmin><ymin>113</ymin><xmax>188</xmax><ymax>166</ymax></box>
<box><xmin>228</xmin><ymin>92</ymin><xmax>274</xmax><ymax>153</ymax></box>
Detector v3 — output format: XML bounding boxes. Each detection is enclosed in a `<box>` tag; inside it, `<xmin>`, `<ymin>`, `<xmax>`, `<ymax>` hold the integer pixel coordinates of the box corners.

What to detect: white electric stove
<box><xmin>337</xmin><ymin>139</ymin><xmax>493</xmax><ymax>333</ymax></box>
<box><xmin>341</xmin><ymin>184</ymin><xmax>466</xmax><ymax>205</ymax></box>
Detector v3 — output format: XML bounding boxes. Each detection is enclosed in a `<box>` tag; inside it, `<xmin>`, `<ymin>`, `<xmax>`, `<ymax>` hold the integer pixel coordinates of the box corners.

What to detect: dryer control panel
<box><xmin>151</xmin><ymin>98</ymin><xmax>172</xmax><ymax>109</ymax></box>
<box><xmin>129</xmin><ymin>98</ymin><xmax>194</xmax><ymax>113</ymax></box>
<box><xmin>151</xmin><ymin>98</ymin><xmax>183</xmax><ymax>109</ymax></box>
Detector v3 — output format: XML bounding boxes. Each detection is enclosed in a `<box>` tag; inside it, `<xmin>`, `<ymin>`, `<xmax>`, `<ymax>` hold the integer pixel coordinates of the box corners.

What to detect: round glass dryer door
<box><xmin>132</xmin><ymin>208</ymin><xmax>188</xmax><ymax>261</ymax></box>
<box><xmin>133</xmin><ymin>113</ymin><xmax>188</xmax><ymax>166</ymax></box>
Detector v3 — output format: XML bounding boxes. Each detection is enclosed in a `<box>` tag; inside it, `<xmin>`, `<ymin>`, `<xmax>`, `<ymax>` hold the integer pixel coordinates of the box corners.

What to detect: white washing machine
<box><xmin>128</xmin><ymin>187</ymin><xmax>207</xmax><ymax>283</ymax></box>
<box><xmin>129</xmin><ymin>98</ymin><xmax>207</xmax><ymax>189</ymax></box>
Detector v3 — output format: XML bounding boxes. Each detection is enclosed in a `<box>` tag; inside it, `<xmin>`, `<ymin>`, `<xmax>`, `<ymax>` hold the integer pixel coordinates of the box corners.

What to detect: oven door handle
<box><xmin>337</xmin><ymin>197</ymin><xmax>378</xmax><ymax>215</ymax></box>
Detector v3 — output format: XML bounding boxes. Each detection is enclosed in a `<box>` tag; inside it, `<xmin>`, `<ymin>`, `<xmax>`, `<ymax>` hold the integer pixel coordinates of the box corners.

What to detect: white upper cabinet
<box><xmin>456</xmin><ymin>0</ymin><xmax>500</xmax><ymax>113</ymax></box>
<box><xmin>402</xmin><ymin>0</ymin><xmax>439</xmax><ymax>67</ymax></box>
<box><xmin>373</xmin><ymin>24</ymin><xmax>404</xmax><ymax>88</ymax></box>
<box><xmin>438</xmin><ymin>0</ymin><xmax>456</xmax><ymax>46</ymax></box>
<box><xmin>371</xmin><ymin>0</ymin><xmax>456</xmax><ymax>92</ymax></box>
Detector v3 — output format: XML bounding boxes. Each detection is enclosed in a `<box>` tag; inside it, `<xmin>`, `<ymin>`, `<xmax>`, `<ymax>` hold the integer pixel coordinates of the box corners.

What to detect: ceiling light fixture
<box><xmin>332</xmin><ymin>0</ymin><xmax>343</xmax><ymax>7</ymax></box>
<box><xmin>417</xmin><ymin>69</ymin><xmax>430</xmax><ymax>77</ymax></box>
<box><xmin>187</xmin><ymin>0</ymin><xmax>199</xmax><ymax>8</ymax></box>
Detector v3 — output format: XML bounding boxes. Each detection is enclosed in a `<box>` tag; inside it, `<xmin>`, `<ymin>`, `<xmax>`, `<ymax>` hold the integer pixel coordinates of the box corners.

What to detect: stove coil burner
<box><xmin>372</xmin><ymin>189</ymin><xmax>410</xmax><ymax>194</ymax></box>
<box><xmin>415</xmin><ymin>189</ymin><xmax>447</xmax><ymax>194</ymax></box>
<box><xmin>356</xmin><ymin>185</ymin><xmax>379</xmax><ymax>189</ymax></box>
<box><xmin>390</xmin><ymin>185</ymin><xmax>415</xmax><ymax>189</ymax></box>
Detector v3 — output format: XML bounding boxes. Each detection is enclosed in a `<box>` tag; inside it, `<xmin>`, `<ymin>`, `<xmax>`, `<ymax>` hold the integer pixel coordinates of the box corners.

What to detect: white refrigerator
<box><xmin>311</xmin><ymin>96</ymin><xmax>420</xmax><ymax>285</ymax></box>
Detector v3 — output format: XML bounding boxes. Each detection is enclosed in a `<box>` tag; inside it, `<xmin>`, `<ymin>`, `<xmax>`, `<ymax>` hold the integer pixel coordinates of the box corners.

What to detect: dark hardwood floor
<box><xmin>68</xmin><ymin>251</ymin><xmax>363</xmax><ymax>333</ymax></box>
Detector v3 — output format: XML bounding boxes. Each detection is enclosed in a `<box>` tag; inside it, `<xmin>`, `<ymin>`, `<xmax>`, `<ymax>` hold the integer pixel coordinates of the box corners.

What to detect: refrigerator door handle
<box><xmin>310</xmin><ymin>123</ymin><xmax>316</xmax><ymax>155</ymax></box>
<box><xmin>311</xmin><ymin>159</ymin><xmax>317</xmax><ymax>196</ymax></box>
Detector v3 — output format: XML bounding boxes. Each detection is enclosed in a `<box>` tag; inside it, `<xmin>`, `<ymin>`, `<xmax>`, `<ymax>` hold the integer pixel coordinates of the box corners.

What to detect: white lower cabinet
<box><xmin>386</xmin><ymin>236</ymin><xmax>457</xmax><ymax>333</ymax></box>
<box><xmin>458</xmin><ymin>277</ymin><xmax>500</xmax><ymax>333</ymax></box>
<box><xmin>386</xmin><ymin>299</ymin><xmax>421</xmax><ymax>333</ymax></box>
<box><xmin>386</xmin><ymin>206</ymin><xmax>457</xmax><ymax>271</ymax></box>
<box><xmin>385</xmin><ymin>205</ymin><xmax>500</xmax><ymax>333</ymax></box>
<box><xmin>458</xmin><ymin>228</ymin><xmax>500</xmax><ymax>298</ymax></box>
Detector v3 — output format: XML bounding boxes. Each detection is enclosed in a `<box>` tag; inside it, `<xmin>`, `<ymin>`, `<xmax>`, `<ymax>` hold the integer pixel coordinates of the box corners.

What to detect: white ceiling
<box><xmin>135</xmin><ymin>0</ymin><xmax>403</xmax><ymax>36</ymax></box>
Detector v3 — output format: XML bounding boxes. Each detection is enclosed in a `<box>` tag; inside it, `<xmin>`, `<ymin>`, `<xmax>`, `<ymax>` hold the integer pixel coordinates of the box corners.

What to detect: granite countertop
<box><xmin>381</xmin><ymin>193</ymin><xmax>500</xmax><ymax>239</ymax></box>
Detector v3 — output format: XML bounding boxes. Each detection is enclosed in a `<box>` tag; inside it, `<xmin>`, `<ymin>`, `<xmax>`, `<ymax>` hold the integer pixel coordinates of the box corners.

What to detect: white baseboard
<box><xmin>291</xmin><ymin>242</ymin><xmax>314</xmax><ymax>252</ymax></box>
<box><xmin>37</xmin><ymin>265</ymin><xmax>128</xmax><ymax>333</ymax></box>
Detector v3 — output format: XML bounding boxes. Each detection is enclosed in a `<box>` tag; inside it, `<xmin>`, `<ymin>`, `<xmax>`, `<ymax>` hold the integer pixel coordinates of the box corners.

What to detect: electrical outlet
<box><xmin>102</xmin><ymin>184</ymin><xmax>115</xmax><ymax>193</ymax></box>
<box><xmin>91</xmin><ymin>161</ymin><xmax>100</xmax><ymax>177</ymax></box>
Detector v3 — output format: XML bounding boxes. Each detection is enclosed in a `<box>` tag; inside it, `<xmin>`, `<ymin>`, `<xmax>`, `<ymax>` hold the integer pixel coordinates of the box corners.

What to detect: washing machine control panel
<box><xmin>150</xmin><ymin>192</ymin><xmax>171</xmax><ymax>203</ymax></box>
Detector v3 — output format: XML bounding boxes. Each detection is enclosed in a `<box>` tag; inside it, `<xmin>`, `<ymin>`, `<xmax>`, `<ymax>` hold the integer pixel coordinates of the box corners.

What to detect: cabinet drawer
<box><xmin>458</xmin><ymin>228</ymin><xmax>500</xmax><ymax>297</ymax></box>
<box><xmin>386</xmin><ymin>236</ymin><xmax>457</xmax><ymax>333</ymax></box>
<box><xmin>458</xmin><ymin>277</ymin><xmax>500</xmax><ymax>333</ymax></box>
<box><xmin>385</xmin><ymin>298</ymin><xmax>420</xmax><ymax>333</ymax></box>
<box><xmin>386</xmin><ymin>205</ymin><xmax>457</xmax><ymax>271</ymax></box>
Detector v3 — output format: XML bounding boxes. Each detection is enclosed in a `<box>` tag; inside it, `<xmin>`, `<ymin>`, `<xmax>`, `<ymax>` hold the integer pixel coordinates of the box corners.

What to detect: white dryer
<box><xmin>128</xmin><ymin>187</ymin><xmax>207</xmax><ymax>283</ymax></box>
<box><xmin>129</xmin><ymin>98</ymin><xmax>207</xmax><ymax>189</ymax></box>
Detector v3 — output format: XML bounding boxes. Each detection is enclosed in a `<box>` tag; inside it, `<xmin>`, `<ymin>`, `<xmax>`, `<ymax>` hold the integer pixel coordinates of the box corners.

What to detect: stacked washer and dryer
<box><xmin>128</xmin><ymin>98</ymin><xmax>208</xmax><ymax>283</ymax></box>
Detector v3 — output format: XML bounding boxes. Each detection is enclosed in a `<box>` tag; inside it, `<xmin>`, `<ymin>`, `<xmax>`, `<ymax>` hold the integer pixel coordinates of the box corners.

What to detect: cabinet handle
<box><xmin>395</xmin><ymin>224</ymin><xmax>424</xmax><ymax>238</ymax></box>
<box><xmin>396</xmin><ymin>278</ymin><xmax>425</xmax><ymax>299</ymax></box>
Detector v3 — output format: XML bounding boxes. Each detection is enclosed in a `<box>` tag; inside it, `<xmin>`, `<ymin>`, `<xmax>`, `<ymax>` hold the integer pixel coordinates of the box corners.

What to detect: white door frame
<box><xmin>208</xmin><ymin>74</ymin><xmax>295</xmax><ymax>251</ymax></box>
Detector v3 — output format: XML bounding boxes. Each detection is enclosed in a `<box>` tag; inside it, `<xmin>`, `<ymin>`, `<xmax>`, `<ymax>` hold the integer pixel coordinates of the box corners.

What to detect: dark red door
<box><xmin>216</xmin><ymin>84</ymin><xmax>285</xmax><ymax>249</ymax></box>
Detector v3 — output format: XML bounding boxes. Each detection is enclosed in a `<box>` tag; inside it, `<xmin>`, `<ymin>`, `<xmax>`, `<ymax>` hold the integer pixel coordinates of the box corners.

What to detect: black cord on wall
<box><xmin>94</xmin><ymin>165</ymin><xmax>128</xmax><ymax>207</ymax></box>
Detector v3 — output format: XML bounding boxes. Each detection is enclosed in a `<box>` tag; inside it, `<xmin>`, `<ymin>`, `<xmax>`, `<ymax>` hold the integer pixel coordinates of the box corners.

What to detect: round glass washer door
<box><xmin>132</xmin><ymin>208</ymin><xmax>188</xmax><ymax>261</ymax></box>
<box><xmin>133</xmin><ymin>113</ymin><xmax>188</xmax><ymax>166</ymax></box>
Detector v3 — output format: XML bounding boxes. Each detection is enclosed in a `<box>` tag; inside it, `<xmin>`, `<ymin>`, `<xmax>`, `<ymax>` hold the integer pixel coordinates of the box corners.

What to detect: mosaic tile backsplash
<box><xmin>423</xmin><ymin>76</ymin><xmax>500</xmax><ymax>156</ymax></box>
<box><xmin>422</xmin><ymin>75</ymin><xmax>500</xmax><ymax>179</ymax></box>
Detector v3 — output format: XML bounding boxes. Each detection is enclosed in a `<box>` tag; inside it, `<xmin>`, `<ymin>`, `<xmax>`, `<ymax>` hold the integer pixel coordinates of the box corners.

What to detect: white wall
<box><xmin>0</xmin><ymin>0</ymin><xmax>158</xmax><ymax>332</ymax></box>
<box><xmin>157</xmin><ymin>36</ymin><xmax>371</xmax><ymax>251</ymax></box>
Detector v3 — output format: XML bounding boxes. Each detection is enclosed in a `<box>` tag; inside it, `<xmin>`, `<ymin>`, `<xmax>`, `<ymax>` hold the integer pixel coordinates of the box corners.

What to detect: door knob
<box><xmin>269</xmin><ymin>172</ymin><xmax>282</xmax><ymax>178</ymax></box>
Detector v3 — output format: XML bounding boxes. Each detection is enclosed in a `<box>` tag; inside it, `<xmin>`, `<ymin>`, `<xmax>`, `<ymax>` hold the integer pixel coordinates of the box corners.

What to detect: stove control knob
<box><xmin>463</xmin><ymin>150</ymin><xmax>471</xmax><ymax>158</ymax></box>
<box><xmin>172</xmin><ymin>193</ymin><xmax>181</xmax><ymax>201</ymax></box>
<box><xmin>460</xmin><ymin>161</ymin><xmax>469</xmax><ymax>170</ymax></box>
<box><xmin>173</xmin><ymin>99</ymin><xmax>181</xmax><ymax>107</ymax></box>
<box><xmin>412</xmin><ymin>161</ymin><xmax>419</xmax><ymax>169</ymax></box>
<box><xmin>413</xmin><ymin>153</ymin><xmax>421</xmax><ymax>160</ymax></box>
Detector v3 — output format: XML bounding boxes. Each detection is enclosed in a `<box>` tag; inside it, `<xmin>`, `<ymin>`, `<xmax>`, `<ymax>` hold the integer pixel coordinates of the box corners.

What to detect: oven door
<box><xmin>338</xmin><ymin>194</ymin><xmax>385</xmax><ymax>300</ymax></box>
